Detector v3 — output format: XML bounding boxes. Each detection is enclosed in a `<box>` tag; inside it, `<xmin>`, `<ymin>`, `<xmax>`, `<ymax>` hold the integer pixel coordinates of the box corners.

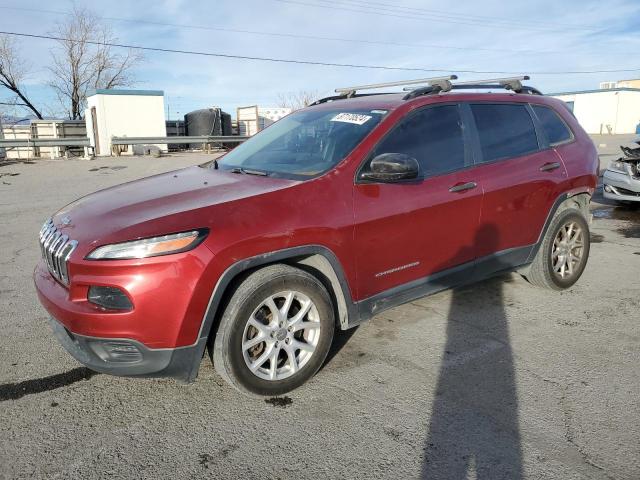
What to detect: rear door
<box><xmin>353</xmin><ymin>103</ymin><xmax>482</xmax><ymax>300</ymax></box>
<box><xmin>465</xmin><ymin>102</ymin><xmax>568</xmax><ymax>260</ymax></box>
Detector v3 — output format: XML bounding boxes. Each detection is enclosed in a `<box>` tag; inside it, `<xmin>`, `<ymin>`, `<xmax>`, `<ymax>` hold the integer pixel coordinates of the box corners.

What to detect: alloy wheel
<box><xmin>552</xmin><ymin>220</ymin><xmax>585</xmax><ymax>279</ymax></box>
<box><xmin>241</xmin><ymin>290</ymin><xmax>321</xmax><ymax>381</ymax></box>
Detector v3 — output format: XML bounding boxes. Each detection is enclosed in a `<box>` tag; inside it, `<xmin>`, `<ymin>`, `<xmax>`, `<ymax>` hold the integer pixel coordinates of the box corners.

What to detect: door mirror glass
<box><xmin>361</xmin><ymin>153</ymin><xmax>420</xmax><ymax>182</ymax></box>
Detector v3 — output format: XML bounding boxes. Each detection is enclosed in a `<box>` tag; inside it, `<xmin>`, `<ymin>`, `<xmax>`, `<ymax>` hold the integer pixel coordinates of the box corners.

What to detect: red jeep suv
<box><xmin>35</xmin><ymin>76</ymin><xmax>598</xmax><ymax>396</ymax></box>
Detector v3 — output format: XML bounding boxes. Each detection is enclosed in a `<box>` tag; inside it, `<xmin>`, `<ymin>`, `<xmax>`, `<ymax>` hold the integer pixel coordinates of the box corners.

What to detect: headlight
<box><xmin>86</xmin><ymin>229</ymin><xmax>208</xmax><ymax>260</ymax></box>
<box><xmin>608</xmin><ymin>159</ymin><xmax>629</xmax><ymax>174</ymax></box>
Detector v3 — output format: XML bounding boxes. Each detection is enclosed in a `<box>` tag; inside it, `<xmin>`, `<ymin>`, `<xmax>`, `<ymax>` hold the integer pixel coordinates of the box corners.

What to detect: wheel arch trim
<box><xmin>177</xmin><ymin>245</ymin><xmax>357</xmax><ymax>381</ymax></box>
<box><xmin>527</xmin><ymin>190</ymin><xmax>591</xmax><ymax>263</ymax></box>
<box><xmin>198</xmin><ymin>245</ymin><xmax>356</xmax><ymax>343</ymax></box>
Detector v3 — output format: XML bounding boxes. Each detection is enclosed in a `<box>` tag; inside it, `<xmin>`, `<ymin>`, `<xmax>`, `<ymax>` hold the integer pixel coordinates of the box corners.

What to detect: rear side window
<box><xmin>372</xmin><ymin>105</ymin><xmax>465</xmax><ymax>177</ymax></box>
<box><xmin>471</xmin><ymin>104</ymin><xmax>539</xmax><ymax>162</ymax></box>
<box><xmin>532</xmin><ymin>105</ymin><xmax>573</xmax><ymax>145</ymax></box>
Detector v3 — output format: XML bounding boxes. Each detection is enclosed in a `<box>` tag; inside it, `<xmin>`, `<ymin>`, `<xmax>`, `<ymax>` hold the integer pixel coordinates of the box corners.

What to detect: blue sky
<box><xmin>1</xmin><ymin>0</ymin><xmax>639</xmax><ymax>120</ymax></box>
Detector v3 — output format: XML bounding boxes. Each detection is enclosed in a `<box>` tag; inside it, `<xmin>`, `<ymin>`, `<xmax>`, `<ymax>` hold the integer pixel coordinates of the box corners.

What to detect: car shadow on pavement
<box><xmin>320</xmin><ymin>326</ymin><xmax>359</xmax><ymax>371</ymax></box>
<box><xmin>422</xmin><ymin>225</ymin><xmax>523</xmax><ymax>479</ymax></box>
<box><xmin>0</xmin><ymin>367</ymin><xmax>97</xmax><ymax>402</ymax></box>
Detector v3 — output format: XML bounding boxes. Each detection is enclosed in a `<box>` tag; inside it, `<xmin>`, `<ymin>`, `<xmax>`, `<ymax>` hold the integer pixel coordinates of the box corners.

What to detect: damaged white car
<box><xmin>603</xmin><ymin>140</ymin><xmax>640</xmax><ymax>203</ymax></box>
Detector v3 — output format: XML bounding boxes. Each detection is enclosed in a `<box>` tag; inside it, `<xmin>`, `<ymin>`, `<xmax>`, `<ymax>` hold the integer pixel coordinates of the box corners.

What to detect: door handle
<box><xmin>540</xmin><ymin>161</ymin><xmax>561</xmax><ymax>172</ymax></box>
<box><xmin>449</xmin><ymin>181</ymin><xmax>477</xmax><ymax>193</ymax></box>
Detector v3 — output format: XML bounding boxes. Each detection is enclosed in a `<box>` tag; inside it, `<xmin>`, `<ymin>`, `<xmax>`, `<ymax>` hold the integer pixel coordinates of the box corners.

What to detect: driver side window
<box><xmin>371</xmin><ymin>104</ymin><xmax>466</xmax><ymax>178</ymax></box>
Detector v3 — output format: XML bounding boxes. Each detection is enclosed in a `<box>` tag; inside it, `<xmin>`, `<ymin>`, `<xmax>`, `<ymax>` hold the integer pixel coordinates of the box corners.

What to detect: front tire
<box><xmin>213</xmin><ymin>264</ymin><xmax>335</xmax><ymax>396</ymax></box>
<box><xmin>525</xmin><ymin>208</ymin><xmax>590</xmax><ymax>290</ymax></box>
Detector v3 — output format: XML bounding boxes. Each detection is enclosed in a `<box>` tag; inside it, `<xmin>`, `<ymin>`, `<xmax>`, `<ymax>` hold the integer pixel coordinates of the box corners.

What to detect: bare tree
<box><xmin>276</xmin><ymin>90</ymin><xmax>321</xmax><ymax>111</ymax></box>
<box><xmin>49</xmin><ymin>5</ymin><xmax>143</xmax><ymax>120</ymax></box>
<box><xmin>0</xmin><ymin>35</ymin><xmax>43</xmax><ymax>119</ymax></box>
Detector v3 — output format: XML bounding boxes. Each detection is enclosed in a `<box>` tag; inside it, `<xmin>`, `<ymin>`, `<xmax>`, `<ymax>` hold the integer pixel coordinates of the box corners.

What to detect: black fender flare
<box><xmin>526</xmin><ymin>191</ymin><xmax>591</xmax><ymax>263</ymax></box>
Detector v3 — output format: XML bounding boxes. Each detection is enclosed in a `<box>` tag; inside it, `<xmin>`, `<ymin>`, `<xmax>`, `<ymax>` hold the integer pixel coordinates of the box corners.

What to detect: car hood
<box><xmin>52</xmin><ymin>165</ymin><xmax>299</xmax><ymax>249</ymax></box>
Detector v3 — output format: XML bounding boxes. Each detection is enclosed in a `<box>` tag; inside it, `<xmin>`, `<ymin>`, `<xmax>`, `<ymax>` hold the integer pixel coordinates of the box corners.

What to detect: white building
<box><xmin>85</xmin><ymin>89</ymin><xmax>167</xmax><ymax>155</ymax></box>
<box><xmin>551</xmin><ymin>85</ymin><xmax>640</xmax><ymax>135</ymax></box>
<box><xmin>600</xmin><ymin>79</ymin><xmax>640</xmax><ymax>90</ymax></box>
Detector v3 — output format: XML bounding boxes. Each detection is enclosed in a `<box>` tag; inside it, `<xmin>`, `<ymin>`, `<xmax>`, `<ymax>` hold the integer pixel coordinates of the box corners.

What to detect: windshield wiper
<box><xmin>230</xmin><ymin>167</ymin><xmax>269</xmax><ymax>176</ymax></box>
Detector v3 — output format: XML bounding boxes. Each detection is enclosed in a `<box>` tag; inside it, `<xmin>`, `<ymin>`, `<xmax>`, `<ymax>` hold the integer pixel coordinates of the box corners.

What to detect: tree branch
<box><xmin>0</xmin><ymin>35</ymin><xmax>43</xmax><ymax>119</ymax></box>
<box><xmin>48</xmin><ymin>5</ymin><xmax>143</xmax><ymax>119</ymax></box>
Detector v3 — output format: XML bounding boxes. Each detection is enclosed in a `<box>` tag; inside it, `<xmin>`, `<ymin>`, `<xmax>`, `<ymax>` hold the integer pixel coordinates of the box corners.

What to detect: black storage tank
<box><xmin>184</xmin><ymin>108</ymin><xmax>231</xmax><ymax>149</ymax></box>
<box><xmin>221</xmin><ymin>111</ymin><xmax>232</xmax><ymax>136</ymax></box>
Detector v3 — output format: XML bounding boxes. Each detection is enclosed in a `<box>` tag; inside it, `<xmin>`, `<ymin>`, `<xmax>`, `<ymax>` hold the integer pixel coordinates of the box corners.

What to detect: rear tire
<box><xmin>525</xmin><ymin>209</ymin><xmax>590</xmax><ymax>290</ymax></box>
<box><xmin>213</xmin><ymin>264</ymin><xmax>335</xmax><ymax>396</ymax></box>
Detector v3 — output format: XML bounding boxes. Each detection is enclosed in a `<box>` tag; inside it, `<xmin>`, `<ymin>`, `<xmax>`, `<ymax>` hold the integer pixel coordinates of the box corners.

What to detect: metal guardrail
<box><xmin>0</xmin><ymin>136</ymin><xmax>248</xmax><ymax>160</ymax></box>
<box><xmin>110</xmin><ymin>135</ymin><xmax>249</xmax><ymax>145</ymax></box>
<box><xmin>0</xmin><ymin>136</ymin><xmax>248</xmax><ymax>147</ymax></box>
<box><xmin>0</xmin><ymin>137</ymin><xmax>90</xmax><ymax>148</ymax></box>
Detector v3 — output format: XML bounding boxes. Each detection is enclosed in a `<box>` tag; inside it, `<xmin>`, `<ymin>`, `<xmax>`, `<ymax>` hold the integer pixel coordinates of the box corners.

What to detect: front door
<box><xmin>353</xmin><ymin>104</ymin><xmax>482</xmax><ymax>300</ymax></box>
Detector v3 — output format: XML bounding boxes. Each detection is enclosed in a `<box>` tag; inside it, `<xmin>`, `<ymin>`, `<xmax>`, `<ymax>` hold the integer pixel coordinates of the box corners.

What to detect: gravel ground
<box><xmin>0</xmin><ymin>153</ymin><xmax>638</xmax><ymax>480</ymax></box>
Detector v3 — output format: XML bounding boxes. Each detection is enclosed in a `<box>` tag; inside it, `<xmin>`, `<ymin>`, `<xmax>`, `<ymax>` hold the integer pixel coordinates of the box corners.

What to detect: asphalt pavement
<box><xmin>0</xmin><ymin>152</ymin><xmax>638</xmax><ymax>479</ymax></box>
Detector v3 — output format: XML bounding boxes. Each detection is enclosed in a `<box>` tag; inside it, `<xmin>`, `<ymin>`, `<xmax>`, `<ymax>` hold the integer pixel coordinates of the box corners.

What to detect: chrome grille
<box><xmin>39</xmin><ymin>219</ymin><xmax>78</xmax><ymax>286</ymax></box>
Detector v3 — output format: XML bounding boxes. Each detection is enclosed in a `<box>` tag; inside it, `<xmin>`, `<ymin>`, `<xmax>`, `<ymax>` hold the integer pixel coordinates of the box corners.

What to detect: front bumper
<box><xmin>34</xmin><ymin>247</ymin><xmax>215</xmax><ymax>380</ymax></box>
<box><xmin>33</xmin><ymin>242</ymin><xmax>215</xmax><ymax>348</ymax></box>
<box><xmin>603</xmin><ymin>169</ymin><xmax>640</xmax><ymax>202</ymax></box>
<box><xmin>48</xmin><ymin>314</ymin><xmax>206</xmax><ymax>381</ymax></box>
<box><xmin>48</xmin><ymin>315</ymin><xmax>173</xmax><ymax>376</ymax></box>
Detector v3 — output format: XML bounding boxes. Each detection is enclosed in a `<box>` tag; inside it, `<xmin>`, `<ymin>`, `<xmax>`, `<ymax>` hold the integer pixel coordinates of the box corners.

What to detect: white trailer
<box><xmin>236</xmin><ymin>106</ymin><xmax>291</xmax><ymax>136</ymax></box>
<box><xmin>85</xmin><ymin>89</ymin><xmax>167</xmax><ymax>156</ymax></box>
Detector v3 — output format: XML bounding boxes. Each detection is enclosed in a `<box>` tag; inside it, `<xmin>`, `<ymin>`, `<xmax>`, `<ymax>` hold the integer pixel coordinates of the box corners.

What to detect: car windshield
<box><xmin>218</xmin><ymin>107</ymin><xmax>387</xmax><ymax>179</ymax></box>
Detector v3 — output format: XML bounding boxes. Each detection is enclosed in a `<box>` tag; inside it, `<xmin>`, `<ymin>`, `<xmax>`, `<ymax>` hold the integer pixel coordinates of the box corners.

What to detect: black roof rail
<box><xmin>450</xmin><ymin>84</ymin><xmax>543</xmax><ymax>95</ymax></box>
<box><xmin>403</xmin><ymin>85</ymin><xmax>440</xmax><ymax>100</ymax></box>
<box><xmin>451</xmin><ymin>76</ymin><xmax>542</xmax><ymax>95</ymax></box>
<box><xmin>310</xmin><ymin>92</ymin><xmax>392</xmax><ymax>106</ymax></box>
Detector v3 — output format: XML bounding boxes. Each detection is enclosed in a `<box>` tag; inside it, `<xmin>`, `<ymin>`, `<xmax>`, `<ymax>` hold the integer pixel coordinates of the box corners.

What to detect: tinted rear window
<box><xmin>532</xmin><ymin>105</ymin><xmax>573</xmax><ymax>145</ymax></box>
<box><xmin>471</xmin><ymin>104</ymin><xmax>539</xmax><ymax>162</ymax></box>
<box><xmin>372</xmin><ymin>105</ymin><xmax>465</xmax><ymax>177</ymax></box>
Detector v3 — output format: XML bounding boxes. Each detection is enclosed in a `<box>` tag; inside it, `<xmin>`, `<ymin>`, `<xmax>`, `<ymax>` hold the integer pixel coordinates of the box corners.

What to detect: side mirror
<box><xmin>360</xmin><ymin>153</ymin><xmax>420</xmax><ymax>182</ymax></box>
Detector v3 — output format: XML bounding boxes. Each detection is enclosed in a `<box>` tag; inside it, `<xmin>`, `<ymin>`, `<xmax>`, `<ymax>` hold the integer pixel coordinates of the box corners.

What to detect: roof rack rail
<box><xmin>334</xmin><ymin>75</ymin><xmax>457</xmax><ymax>96</ymax></box>
<box><xmin>403</xmin><ymin>75</ymin><xmax>542</xmax><ymax>98</ymax></box>
<box><xmin>312</xmin><ymin>75</ymin><xmax>541</xmax><ymax>105</ymax></box>
<box><xmin>311</xmin><ymin>75</ymin><xmax>458</xmax><ymax>105</ymax></box>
